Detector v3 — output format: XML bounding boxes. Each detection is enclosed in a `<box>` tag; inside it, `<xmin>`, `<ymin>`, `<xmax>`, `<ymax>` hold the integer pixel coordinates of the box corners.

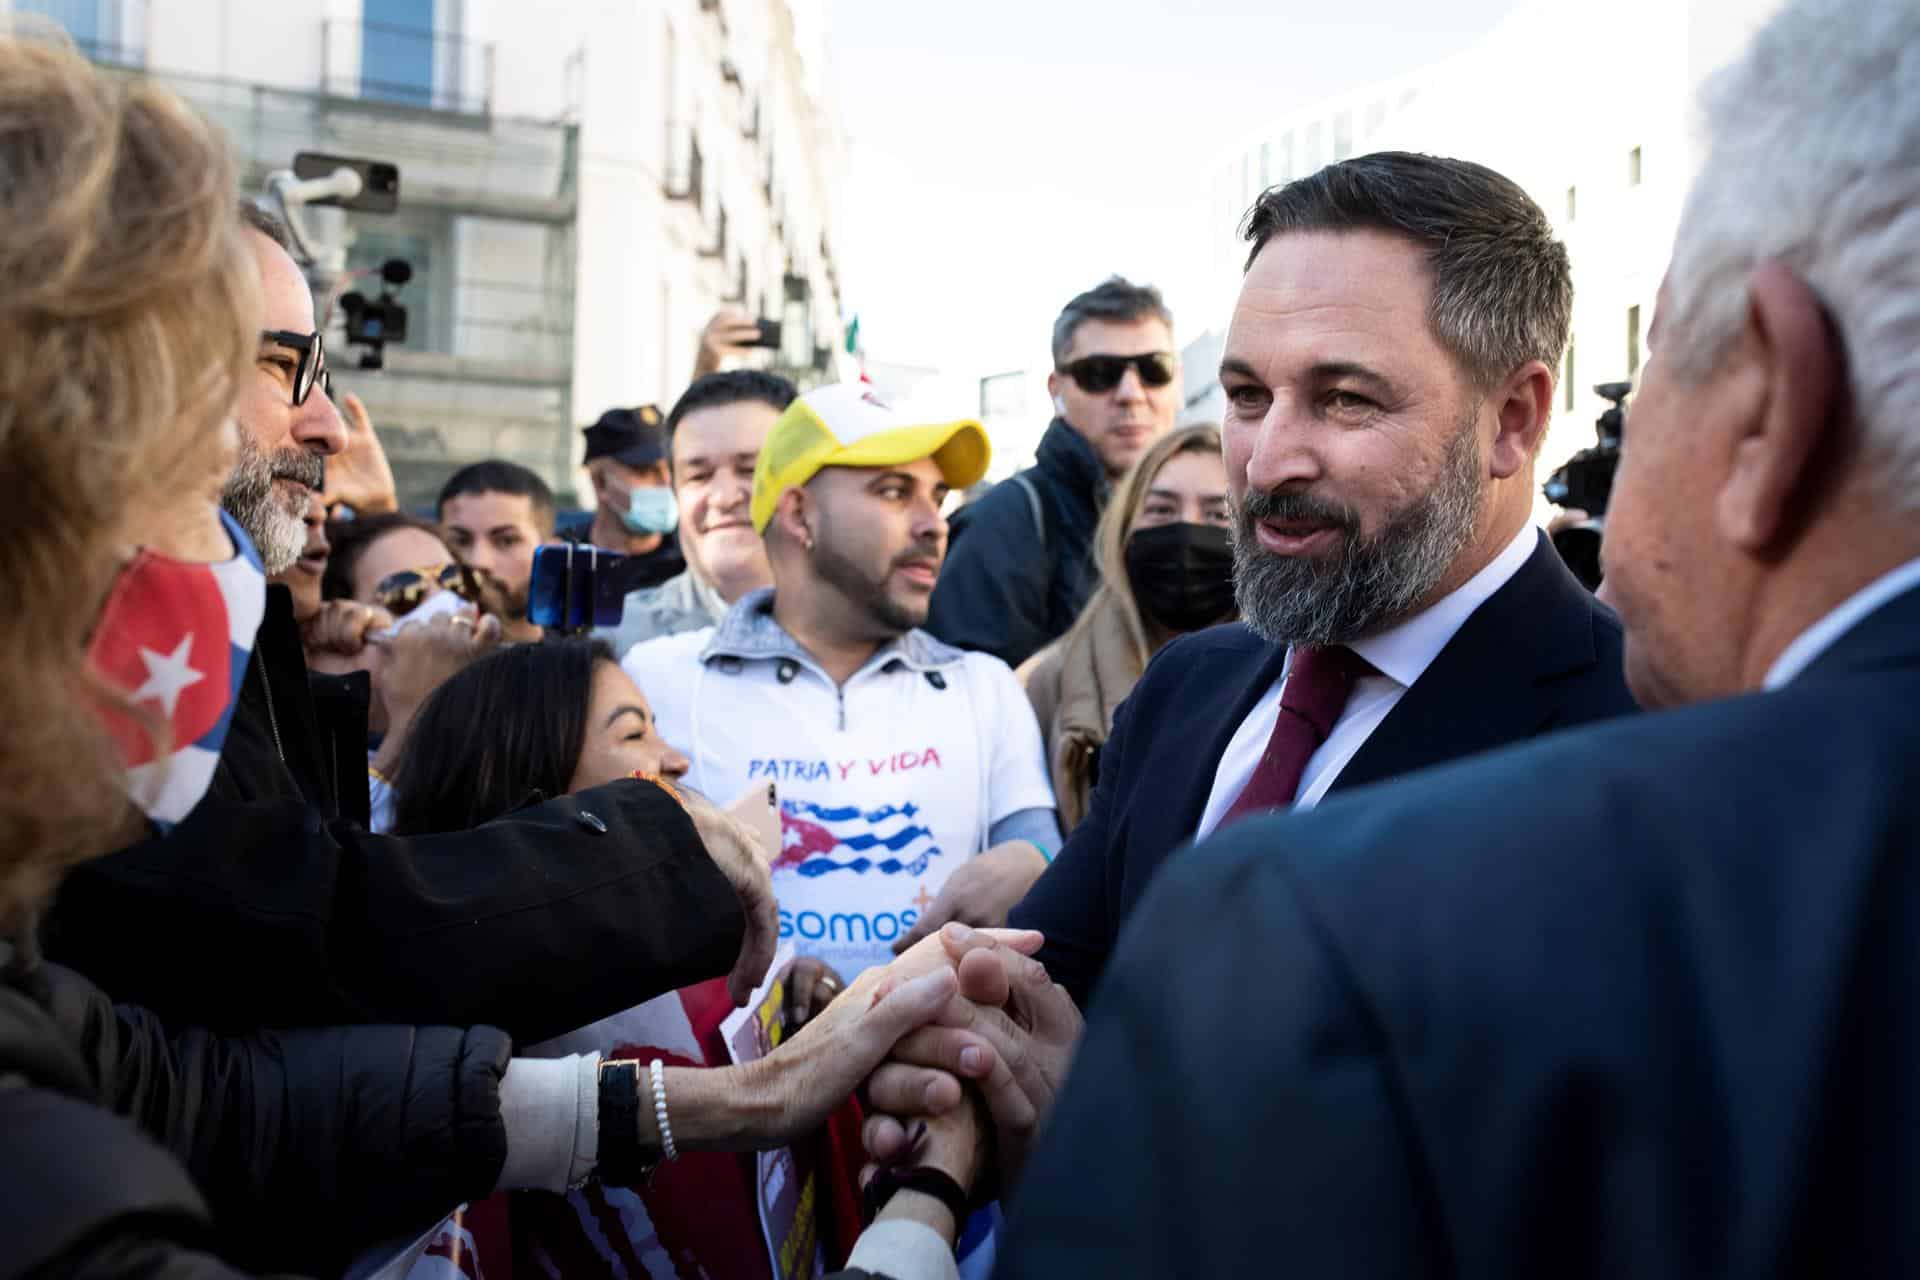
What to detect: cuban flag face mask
<box><xmin>85</xmin><ymin>510</ymin><xmax>266</xmax><ymax>828</ymax></box>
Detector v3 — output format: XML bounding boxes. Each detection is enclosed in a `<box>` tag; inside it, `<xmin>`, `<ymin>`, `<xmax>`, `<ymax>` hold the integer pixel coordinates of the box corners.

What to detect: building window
<box><xmin>1333</xmin><ymin>111</ymin><xmax>1354</xmax><ymax>161</ymax></box>
<box><xmin>1628</xmin><ymin>145</ymin><xmax>1642</xmax><ymax>186</ymax></box>
<box><xmin>361</xmin><ymin>0</ymin><xmax>440</xmax><ymax>109</ymax></box>
<box><xmin>1277</xmin><ymin>131</ymin><xmax>1294</xmax><ymax>184</ymax></box>
<box><xmin>1564</xmin><ymin>339</ymin><xmax>1576</xmax><ymax>412</ymax></box>
<box><xmin>1305</xmin><ymin>121</ymin><xmax>1325</xmax><ymax>173</ymax></box>
<box><xmin>1565</xmin><ymin>185</ymin><xmax>1576</xmax><ymax>222</ymax></box>
<box><xmin>1259</xmin><ymin>141</ymin><xmax>1271</xmax><ymax>189</ymax></box>
<box><xmin>19</xmin><ymin>0</ymin><xmax>123</xmax><ymax>61</ymax></box>
<box><xmin>1627</xmin><ymin>305</ymin><xmax>1642</xmax><ymax>378</ymax></box>
<box><xmin>1365</xmin><ymin>98</ymin><xmax>1387</xmax><ymax>139</ymax></box>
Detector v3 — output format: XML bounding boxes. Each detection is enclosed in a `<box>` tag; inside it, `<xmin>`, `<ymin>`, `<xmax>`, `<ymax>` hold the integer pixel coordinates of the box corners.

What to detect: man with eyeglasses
<box><xmin>46</xmin><ymin>203</ymin><xmax>780</xmax><ymax>1068</ymax></box>
<box><xmin>927</xmin><ymin>276</ymin><xmax>1182</xmax><ymax>668</ymax></box>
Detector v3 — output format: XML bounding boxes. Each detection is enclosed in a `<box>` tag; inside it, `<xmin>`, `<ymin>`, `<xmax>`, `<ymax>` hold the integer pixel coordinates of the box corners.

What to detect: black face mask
<box><xmin>1124</xmin><ymin>521</ymin><xmax>1236</xmax><ymax>634</ymax></box>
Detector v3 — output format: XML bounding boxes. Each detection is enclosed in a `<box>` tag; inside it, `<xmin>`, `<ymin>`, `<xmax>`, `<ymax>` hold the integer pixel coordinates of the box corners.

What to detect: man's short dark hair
<box><xmin>1051</xmin><ymin>276</ymin><xmax>1175</xmax><ymax>367</ymax></box>
<box><xmin>665</xmin><ymin>370</ymin><xmax>799</xmax><ymax>440</ymax></box>
<box><xmin>238</xmin><ymin>199</ymin><xmax>294</xmax><ymax>252</ymax></box>
<box><xmin>1241</xmin><ymin>152</ymin><xmax>1572</xmax><ymax>390</ymax></box>
<box><xmin>437</xmin><ymin>459</ymin><xmax>557</xmax><ymax>535</ymax></box>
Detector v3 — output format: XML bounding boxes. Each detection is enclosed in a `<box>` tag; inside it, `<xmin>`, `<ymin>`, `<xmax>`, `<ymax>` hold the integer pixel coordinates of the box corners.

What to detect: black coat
<box><xmin>43</xmin><ymin>585</ymin><xmax>745</xmax><ymax>1043</ymax></box>
<box><xmin>1011</xmin><ymin>532</ymin><xmax>1639</xmax><ymax>1006</ymax></box>
<box><xmin>213</xmin><ymin>586</ymin><xmax>370</xmax><ymax>825</ymax></box>
<box><xmin>927</xmin><ymin>417</ymin><xmax>1110</xmax><ymax>668</ymax></box>
<box><xmin>0</xmin><ymin>955</ymin><xmax>507</xmax><ymax>1278</ymax></box>
<box><xmin>1002</xmin><ymin>584</ymin><xmax>1920</xmax><ymax>1278</ymax></box>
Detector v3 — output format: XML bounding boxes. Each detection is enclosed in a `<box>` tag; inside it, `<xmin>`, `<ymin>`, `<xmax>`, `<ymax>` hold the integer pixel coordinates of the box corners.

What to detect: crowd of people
<box><xmin>4</xmin><ymin>0</ymin><xmax>1918</xmax><ymax>1274</ymax></box>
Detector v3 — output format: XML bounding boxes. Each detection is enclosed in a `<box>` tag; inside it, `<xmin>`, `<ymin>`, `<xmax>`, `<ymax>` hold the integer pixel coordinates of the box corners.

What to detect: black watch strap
<box><xmin>860</xmin><ymin>1164</ymin><xmax>970</xmax><ymax>1230</ymax></box>
<box><xmin>596</xmin><ymin>1059</ymin><xmax>653</xmax><ymax>1186</ymax></box>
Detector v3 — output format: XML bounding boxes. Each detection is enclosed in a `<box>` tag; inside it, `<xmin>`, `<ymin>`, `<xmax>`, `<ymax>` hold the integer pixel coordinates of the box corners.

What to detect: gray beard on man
<box><xmin>221</xmin><ymin>429</ymin><xmax>322</xmax><ymax>575</ymax></box>
<box><xmin>1232</xmin><ymin>413</ymin><xmax>1485</xmax><ymax>649</ymax></box>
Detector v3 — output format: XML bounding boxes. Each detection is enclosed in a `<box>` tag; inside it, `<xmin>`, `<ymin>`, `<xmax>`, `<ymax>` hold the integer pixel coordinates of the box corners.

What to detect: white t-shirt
<box><xmin>625</xmin><ymin>609</ymin><xmax>1056</xmax><ymax>978</ymax></box>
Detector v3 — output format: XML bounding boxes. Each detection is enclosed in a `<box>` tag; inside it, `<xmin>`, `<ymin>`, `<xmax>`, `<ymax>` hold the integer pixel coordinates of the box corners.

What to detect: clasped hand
<box><xmin>862</xmin><ymin>923</ymin><xmax>1082</xmax><ymax>1197</ymax></box>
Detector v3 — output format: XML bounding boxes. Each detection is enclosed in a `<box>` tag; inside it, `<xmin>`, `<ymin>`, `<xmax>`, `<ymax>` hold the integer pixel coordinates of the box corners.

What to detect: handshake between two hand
<box><xmin>831</xmin><ymin>924</ymin><xmax>1085</xmax><ymax>1203</ymax></box>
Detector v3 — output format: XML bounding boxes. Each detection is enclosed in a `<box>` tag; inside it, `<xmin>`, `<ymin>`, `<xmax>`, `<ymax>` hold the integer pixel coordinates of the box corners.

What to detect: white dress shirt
<box><xmin>1762</xmin><ymin>555</ymin><xmax>1920</xmax><ymax>689</ymax></box>
<box><xmin>1196</xmin><ymin>523</ymin><xmax>1540</xmax><ymax>839</ymax></box>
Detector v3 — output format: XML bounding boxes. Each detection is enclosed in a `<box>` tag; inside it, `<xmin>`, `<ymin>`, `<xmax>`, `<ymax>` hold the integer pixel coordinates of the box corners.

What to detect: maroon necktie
<box><xmin>1219</xmin><ymin>645</ymin><xmax>1371</xmax><ymax>826</ymax></box>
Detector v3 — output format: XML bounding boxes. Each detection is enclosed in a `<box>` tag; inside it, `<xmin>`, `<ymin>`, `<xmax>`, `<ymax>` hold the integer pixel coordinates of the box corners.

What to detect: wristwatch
<box><xmin>860</xmin><ymin>1164</ymin><xmax>971</xmax><ymax>1231</ymax></box>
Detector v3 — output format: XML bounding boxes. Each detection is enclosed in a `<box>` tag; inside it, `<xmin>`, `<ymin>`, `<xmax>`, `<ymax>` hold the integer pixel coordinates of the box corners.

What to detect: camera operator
<box><xmin>1544</xmin><ymin>379</ymin><xmax>1629</xmax><ymax>591</ymax></box>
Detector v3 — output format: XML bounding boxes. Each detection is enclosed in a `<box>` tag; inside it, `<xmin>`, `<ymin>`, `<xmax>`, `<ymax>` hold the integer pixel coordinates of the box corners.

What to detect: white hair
<box><xmin>1664</xmin><ymin>0</ymin><xmax>1920</xmax><ymax>506</ymax></box>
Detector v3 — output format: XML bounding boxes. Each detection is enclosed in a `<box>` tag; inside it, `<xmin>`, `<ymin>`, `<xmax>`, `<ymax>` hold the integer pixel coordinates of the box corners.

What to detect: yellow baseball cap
<box><xmin>751</xmin><ymin>382</ymin><xmax>992</xmax><ymax>534</ymax></box>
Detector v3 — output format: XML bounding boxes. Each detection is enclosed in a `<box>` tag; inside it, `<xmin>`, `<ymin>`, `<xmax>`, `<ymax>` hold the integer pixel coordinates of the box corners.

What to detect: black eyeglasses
<box><xmin>260</xmin><ymin>329</ymin><xmax>332</xmax><ymax>407</ymax></box>
<box><xmin>1057</xmin><ymin>351</ymin><xmax>1177</xmax><ymax>394</ymax></box>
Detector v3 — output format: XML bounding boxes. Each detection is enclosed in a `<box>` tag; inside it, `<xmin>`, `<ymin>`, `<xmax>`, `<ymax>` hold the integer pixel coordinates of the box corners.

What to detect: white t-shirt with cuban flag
<box><xmin>624</xmin><ymin>604</ymin><xmax>1056</xmax><ymax>979</ymax></box>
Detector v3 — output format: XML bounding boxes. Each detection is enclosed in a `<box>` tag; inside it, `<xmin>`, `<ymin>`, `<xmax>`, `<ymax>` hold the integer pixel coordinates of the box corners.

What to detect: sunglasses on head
<box><xmin>372</xmin><ymin>561</ymin><xmax>496</xmax><ymax>617</ymax></box>
<box><xmin>1058</xmin><ymin>351</ymin><xmax>1177</xmax><ymax>394</ymax></box>
<box><xmin>261</xmin><ymin>329</ymin><xmax>332</xmax><ymax>407</ymax></box>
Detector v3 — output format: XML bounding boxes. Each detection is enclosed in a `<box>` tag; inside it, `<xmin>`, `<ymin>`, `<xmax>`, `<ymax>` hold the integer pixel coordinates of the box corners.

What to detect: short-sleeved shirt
<box><xmin>625</xmin><ymin>590</ymin><xmax>1056</xmax><ymax>977</ymax></box>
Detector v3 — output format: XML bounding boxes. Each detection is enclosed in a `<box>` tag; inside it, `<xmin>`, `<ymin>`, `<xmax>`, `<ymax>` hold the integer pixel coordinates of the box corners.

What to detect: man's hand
<box><xmin>323</xmin><ymin>392</ymin><xmax>399</xmax><ymax>516</ymax></box>
<box><xmin>692</xmin><ymin>305</ymin><xmax>765</xmax><ymax>380</ymax></box>
<box><xmin>865</xmin><ymin>923</ymin><xmax>1083</xmax><ymax>1192</ymax></box>
<box><xmin>715</xmin><ymin>928</ymin><xmax>1041</xmax><ymax>1148</ymax></box>
<box><xmin>893</xmin><ymin>840</ymin><xmax>1048</xmax><ymax>953</ymax></box>
<box><xmin>301</xmin><ymin>599</ymin><xmax>395</xmax><ymax>660</ymax></box>
<box><xmin>679</xmin><ymin>787</ymin><xmax>779</xmax><ymax>1007</ymax></box>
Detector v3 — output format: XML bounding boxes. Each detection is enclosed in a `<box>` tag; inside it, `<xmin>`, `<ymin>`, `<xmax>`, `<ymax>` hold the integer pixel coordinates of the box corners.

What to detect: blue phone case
<box><xmin>528</xmin><ymin>543</ymin><xmax>630</xmax><ymax>631</ymax></box>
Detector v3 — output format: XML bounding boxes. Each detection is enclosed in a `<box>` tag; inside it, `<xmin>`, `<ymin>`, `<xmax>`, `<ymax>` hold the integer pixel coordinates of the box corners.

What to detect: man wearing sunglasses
<box><xmin>927</xmin><ymin>276</ymin><xmax>1182</xmax><ymax>668</ymax></box>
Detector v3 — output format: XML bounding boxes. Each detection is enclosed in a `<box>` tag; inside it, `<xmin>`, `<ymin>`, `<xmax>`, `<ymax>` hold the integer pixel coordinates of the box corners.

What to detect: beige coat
<box><xmin>1018</xmin><ymin>591</ymin><xmax>1148</xmax><ymax>833</ymax></box>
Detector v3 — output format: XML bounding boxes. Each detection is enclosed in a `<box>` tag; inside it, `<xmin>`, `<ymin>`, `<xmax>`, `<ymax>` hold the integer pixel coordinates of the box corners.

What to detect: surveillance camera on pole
<box><xmin>255</xmin><ymin>152</ymin><xmax>401</xmax><ymax>301</ymax></box>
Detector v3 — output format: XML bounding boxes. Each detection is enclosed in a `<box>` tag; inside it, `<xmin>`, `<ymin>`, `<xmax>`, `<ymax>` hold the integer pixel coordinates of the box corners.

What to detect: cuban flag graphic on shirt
<box><xmin>88</xmin><ymin>512</ymin><xmax>265</xmax><ymax>828</ymax></box>
<box><xmin>772</xmin><ymin>799</ymin><xmax>944</xmax><ymax>877</ymax></box>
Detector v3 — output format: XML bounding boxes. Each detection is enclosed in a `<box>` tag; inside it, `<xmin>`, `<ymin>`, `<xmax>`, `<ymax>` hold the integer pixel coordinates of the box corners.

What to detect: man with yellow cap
<box><xmin>623</xmin><ymin>384</ymin><xmax>1062</xmax><ymax>995</ymax></box>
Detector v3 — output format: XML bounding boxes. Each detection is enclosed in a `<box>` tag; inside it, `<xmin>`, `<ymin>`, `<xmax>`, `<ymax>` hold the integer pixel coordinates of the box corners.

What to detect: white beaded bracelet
<box><xmin>649</xmin><ymin>1058</ymin><xmax>678</xmax><ymax>1162</ymax></box>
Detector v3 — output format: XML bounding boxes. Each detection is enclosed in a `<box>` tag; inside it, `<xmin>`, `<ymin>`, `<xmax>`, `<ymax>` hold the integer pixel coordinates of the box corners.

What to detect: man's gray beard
<box><xmin>221</xmin><ymin>429</ymin><xmax>318</xmax><ymax>574</ymax></box>
<box><xmin>1232</xmin><ymin>416</ymin><xmax>1485</xmax><ymax>648</ymax></box>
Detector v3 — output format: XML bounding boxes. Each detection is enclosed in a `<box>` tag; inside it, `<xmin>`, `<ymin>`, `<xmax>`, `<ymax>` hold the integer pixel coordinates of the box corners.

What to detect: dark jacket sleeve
<box><xmin>43</xmin><ymin>778</ymin><xmax>742</xmax><ymax>1045</ymax></box>
<box><xmin>0</xmin><ymin>1085</ymin><xmax>261</xmax><ymax>1280</ymax></box>
<box><xmin>1000</xmin><ymin>830</ymin><xmax>1434</xmax><ymax>1277</ymax></box>
<box><xmin>926</xmin><ymin>481</ymin><xmax>1053</xmax><ymax>667</ymax></box>
<box><xmin>38</xmin><ymin>961</ymin><xmax>506</xmax><ymax>1277</ymax></box>
<box><xmin>1008</xmin><ymin>678</ymin><xmax>1135</xmax><ymax>1008</ymax></box>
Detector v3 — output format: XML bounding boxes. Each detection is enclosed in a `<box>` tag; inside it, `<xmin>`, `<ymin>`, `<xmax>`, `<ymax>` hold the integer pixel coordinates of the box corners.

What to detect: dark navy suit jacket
<box><xmin>1000</xmin><ymin>582</ymin><xmax>1920</xmax><ymax>1278</ymax></box>
<box><xmin>1012</xmin><ymin>531</ymin><xmax>1638</xmax><ymax>1006</ymax></box>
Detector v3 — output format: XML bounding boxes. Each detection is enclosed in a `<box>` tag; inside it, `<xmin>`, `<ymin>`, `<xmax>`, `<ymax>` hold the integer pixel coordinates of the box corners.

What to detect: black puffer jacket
<box><xmin>0</xmin><ymin>953</ymin><xmax>509</xmax><ymax>1279</ymax></box>
<box><xmin>926</xmin><ymin>417</ymin><xmax>1111</xmax><ymax>668</ymax></box>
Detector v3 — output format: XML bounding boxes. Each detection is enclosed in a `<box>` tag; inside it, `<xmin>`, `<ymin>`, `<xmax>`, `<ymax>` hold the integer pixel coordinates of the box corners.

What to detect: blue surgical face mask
<box><xmin>620</xmin><ymin>485</ymin><xmax>680</xmax><ymax>536</ymax></box>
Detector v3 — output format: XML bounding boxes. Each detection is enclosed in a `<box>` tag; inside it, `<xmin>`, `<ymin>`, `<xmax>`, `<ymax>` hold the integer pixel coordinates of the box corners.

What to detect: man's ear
<box><xmin>1718</xmin><ymin>261</ymin><xmax>1843</xmax><ymax>552</ymax></box>
<box><xmin>772</xmin><ymin>485</ymin><xmax>812</xmax><ymax>548</ymax></box>
<box><xmin>1488</xmin><ymin>359</ymin><xmax>1555</xmax><ymax>480</ymax></box>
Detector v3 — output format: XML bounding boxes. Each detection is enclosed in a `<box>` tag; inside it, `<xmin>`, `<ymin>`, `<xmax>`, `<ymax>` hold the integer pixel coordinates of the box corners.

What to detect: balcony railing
<box><xmin>323</xmin><ymin>19</ymin><xmax>494</xmax><ymax>118</ymax></box>
<box><xmin>110</xmin><ymin>67</ymin><xmax>578</xmax><ymax>223</ymax></box>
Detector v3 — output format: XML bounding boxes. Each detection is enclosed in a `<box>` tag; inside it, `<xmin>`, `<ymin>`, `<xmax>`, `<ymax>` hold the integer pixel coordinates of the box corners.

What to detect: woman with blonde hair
<box><xmin>0</xmin><ymin>32</ymin><xmax>999</xmax><ymax>1278</ymax></box>
<box><xmin>1020</xmin><ymin>423</ymin><xmax>1237</xmax><ymax>831</ymax></box>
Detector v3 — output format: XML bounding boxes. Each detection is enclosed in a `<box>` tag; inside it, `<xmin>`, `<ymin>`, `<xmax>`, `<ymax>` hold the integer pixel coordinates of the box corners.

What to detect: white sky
<box><xmin>828</xmin><ymin>0</ymin><xmax>1525</xmax><ymax>387</ymax></box>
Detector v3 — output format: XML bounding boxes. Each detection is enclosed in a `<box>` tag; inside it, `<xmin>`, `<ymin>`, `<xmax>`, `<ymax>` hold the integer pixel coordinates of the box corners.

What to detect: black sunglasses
<box><xmin>1058</xmin><ymin>351</ymin><xmax>1177</xmax><ymax>394</ymax></box>
<box><xmin>260</xmin><ymin>329</ymin><xmax>332</xmax><ymax>407</ymax></box>
<box><xmin>372</xmin><ymin>561</ymin><xmax>500</xmax><ymax>618</ymax></box>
